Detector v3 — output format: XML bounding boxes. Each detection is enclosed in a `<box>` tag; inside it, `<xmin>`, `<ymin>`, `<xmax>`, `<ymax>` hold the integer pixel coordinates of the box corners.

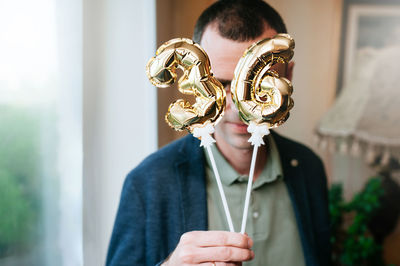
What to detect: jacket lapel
<box><xmin>174</xmin><ymin>135</ymin><xmax>208</xmax><ymax>232</ymax></box>
<box><xmin>273</xmin><ymin>132</ymin><xmax>318</xmax><ymax>265</ymax></box>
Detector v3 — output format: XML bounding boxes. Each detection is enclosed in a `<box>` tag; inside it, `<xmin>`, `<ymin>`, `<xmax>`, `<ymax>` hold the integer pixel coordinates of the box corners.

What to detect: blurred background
<box><xmin>0</xmin><ymin>0</ymin><xmax>399</xmax><ymax>265</ymax></box>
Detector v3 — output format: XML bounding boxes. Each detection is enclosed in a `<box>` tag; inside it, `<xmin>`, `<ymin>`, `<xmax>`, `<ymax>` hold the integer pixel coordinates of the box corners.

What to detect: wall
<box><xmin>267</xmin><ymin>0</ymin><xmax>342</xmax><ymax>155</ymax></box>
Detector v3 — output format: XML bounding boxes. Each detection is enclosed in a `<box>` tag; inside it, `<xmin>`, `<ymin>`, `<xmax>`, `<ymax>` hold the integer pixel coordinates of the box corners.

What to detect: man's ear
<box><xmin>286</xmin><ymin>61</ymin><xmax>295</xmax><ymax>81</ymax></box>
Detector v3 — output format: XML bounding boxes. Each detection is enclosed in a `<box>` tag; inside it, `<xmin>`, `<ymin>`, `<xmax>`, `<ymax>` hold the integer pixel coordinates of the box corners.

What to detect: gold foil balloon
<box><xmin>146</xmin><ymin>38</ymin><xmax>225</xmax><ymax>133</ymax></box>
<box><xmin>231</xmin><ymin>34</ymin><xmax>295</xmax><ymax>127</ymax></box>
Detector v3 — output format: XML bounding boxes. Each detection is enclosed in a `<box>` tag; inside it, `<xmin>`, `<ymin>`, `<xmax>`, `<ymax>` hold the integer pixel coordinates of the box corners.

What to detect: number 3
<box><xmin>146</xmin><ymin>38</ymin><xmax>225</xmax><ymax>133</ymax></box>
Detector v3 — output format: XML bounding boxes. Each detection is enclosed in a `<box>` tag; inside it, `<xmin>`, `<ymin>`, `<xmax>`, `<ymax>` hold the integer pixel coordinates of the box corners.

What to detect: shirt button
<box><xmin>252</xmin><ymin>211</ymin><xmax>259</xmax><ymax>219</ymax></box>
<box><xmin>290</xmin><ymin>159</ymin><xmax>299</xmax><ymax>167</ymax></box>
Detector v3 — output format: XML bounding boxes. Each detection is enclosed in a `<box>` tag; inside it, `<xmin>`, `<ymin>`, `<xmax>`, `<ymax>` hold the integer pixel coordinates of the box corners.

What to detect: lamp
<box><xmin>316</xmin><ymin>44</ymin><xmax>400</xmax><ymax>170</ymax></box>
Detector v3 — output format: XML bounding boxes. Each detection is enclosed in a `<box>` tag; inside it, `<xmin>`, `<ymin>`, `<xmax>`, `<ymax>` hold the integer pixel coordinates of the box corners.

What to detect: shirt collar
<box><xmin>204</xmin><ymin>134</ymin><xmax>283</xmax><ymax>188</ymax></box>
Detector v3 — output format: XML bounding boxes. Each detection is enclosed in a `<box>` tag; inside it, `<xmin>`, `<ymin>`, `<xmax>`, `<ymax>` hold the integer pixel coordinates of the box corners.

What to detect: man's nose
<box><xmin>225</xmin><ymin>88</ymin><xmax>239</xmax><ymax>112</ymax></box>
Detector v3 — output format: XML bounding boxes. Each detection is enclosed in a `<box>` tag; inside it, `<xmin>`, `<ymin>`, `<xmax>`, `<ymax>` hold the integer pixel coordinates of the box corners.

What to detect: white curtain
<box><xmin>0</xmin><ymin>0</ymin><xmax>155</xmax><ymax>265</ymax></box>
<box><xmin>82</xmin><ymin>0</ymin><xmax>157</xmax><ymax>265</ymax></box>
<box><xmin>0</xmin><ymin>0</ymin><xmax>82</xmax><ymax>265</ymax></box>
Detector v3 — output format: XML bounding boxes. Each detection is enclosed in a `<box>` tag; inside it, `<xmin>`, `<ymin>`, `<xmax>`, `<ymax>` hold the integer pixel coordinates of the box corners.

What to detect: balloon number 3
<box><xmin>231</xmin><ymin>34</ymin><xmax>295</xmax><ymax>127</ymax></box>
<box><xmin>146</xmin><ymin>38</ymin><xmax>225</xmax><ymax>133</ymax></box>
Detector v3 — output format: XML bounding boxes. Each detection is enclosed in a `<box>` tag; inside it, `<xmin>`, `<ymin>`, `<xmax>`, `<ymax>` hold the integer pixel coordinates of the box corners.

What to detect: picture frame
<box><xmin>337</xmin><ymin>0</ymin><xmax>400</xmax><ymax>93</ymax></box>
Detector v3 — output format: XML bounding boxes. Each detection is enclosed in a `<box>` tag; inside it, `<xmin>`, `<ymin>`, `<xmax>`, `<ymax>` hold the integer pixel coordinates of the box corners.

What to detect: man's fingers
<box><xmin>198</xmin><ymin>263</ymin><xmax>241</xmax><ymax>266</ymax></box>
<box><xmin>189</xmin><ymin>246</ymin><xmax>254</xmax><ymax>264</ymax></box>
<box><xmin>166</xmin><ymin>231</ymin><xmax>254</xmax><ymax>265</ymax></box>
<box><xmin>180</xmin><ymin>231</ymin><xmax>253</xmax><ymax>248</ymax></box>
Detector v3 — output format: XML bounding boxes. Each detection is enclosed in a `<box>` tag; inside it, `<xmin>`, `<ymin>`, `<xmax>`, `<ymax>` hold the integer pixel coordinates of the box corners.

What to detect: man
<box><xmin>106</xmin><ymin>0</ymin><xmax>330</xmax><ymax>265</ymax></box>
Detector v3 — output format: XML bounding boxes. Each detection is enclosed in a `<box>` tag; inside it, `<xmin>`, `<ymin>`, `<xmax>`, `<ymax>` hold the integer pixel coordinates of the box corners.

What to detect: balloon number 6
<box><xmin>231</xmin><ymin>34</ymin><xmax>295</xmax><ymax>128</ymax></box>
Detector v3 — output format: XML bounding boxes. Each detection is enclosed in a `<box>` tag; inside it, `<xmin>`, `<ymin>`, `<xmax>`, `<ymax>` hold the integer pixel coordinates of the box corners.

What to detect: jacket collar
<box><xmin>174</xmin><ymin>135</ymin><xmax>208</xmax><ymax>232</ymax></box>
<box><xmin>272</xmin><ymin>131</ymin><xmax>318</xmax><ymax>265</ymax></box>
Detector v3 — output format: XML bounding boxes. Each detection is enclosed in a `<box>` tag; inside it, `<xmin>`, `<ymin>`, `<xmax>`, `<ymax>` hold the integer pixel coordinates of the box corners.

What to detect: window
<box><xmin>0</xmin><ymin>1</ymin><xmax>82</xmax><ymax>265</ymax></box>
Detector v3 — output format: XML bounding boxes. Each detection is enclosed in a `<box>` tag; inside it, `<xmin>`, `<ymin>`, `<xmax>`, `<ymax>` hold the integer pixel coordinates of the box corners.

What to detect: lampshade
<box><xmin>316</xmin><ymin>45</ymin><xmax>400</xmax><ymax>166</ymax></box>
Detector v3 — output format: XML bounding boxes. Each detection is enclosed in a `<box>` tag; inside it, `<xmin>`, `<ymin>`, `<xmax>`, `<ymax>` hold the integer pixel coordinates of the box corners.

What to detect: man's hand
<box><xmin>162</xmin><ymin>231</ymin><xmax>254</xmax><ymax>265</ymax></box>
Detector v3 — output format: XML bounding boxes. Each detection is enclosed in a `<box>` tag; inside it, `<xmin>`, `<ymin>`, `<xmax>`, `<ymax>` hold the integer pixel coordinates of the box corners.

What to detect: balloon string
<box><xmin>205</xmin><ymin>145</ymin><xmax>235</xmax><ymax>232</ymax></box>
<box><xmin>240</xmin><ymin>144</ymin><xmax>259</xmax><ymax>234</ymax></box>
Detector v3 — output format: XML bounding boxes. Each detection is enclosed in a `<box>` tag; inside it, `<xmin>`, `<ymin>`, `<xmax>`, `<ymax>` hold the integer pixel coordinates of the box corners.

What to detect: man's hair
<box><xmin>193</xmin><ymin>0</ymin><xmax>287</xmax><ymax>43</ymax></box>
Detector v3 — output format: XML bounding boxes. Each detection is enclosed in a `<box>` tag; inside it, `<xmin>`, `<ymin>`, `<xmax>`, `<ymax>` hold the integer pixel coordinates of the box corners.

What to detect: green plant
<box><xmin>0</xmin><ymin>105</ymin><xmax>42</xmax><ymax>257</ymax></box>
<box><xmin>330</xmin><ymin>177</ymin><xmax>386</xmax><ymax>266</ymax></box>
<box><xmin>0</xmin><ymin>170</ymin><xmax>36</xmax><ymax>254</ymax></box>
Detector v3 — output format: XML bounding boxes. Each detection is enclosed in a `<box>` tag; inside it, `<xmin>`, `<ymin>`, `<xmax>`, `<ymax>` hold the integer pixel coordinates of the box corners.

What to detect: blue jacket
<box><xmin>106</xmin><ymin>132</ymin><xmax>331</xmax><ymax>266</ymax></box>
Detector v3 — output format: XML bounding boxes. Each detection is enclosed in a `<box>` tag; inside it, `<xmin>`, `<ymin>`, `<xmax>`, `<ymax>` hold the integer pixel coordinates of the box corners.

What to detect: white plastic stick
<box><xmin>205</xmin><ymin>145</ymin><xmax>235</xmax><ymax>232</ymax></box>
<box><xmin>193</xmin><ymin>125</ymin><xmax>235</xmax><ymax>232</ymax></box>
<box><xmin>240</xmin><ymin>145</ymin><xmax>259</xmax><ymax>234</ymax></box>
<box><xmin>240</xmin><ymin>122</ymin><xmax>270</xmax><ymax>234</ymax></box>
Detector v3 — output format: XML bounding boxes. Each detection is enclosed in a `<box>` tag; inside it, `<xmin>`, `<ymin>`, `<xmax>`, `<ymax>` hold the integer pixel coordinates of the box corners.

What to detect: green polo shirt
<box><xmin>204</xmin><ymin>135</ymin><xmax>305</xmax><ymax>266</ymax></box>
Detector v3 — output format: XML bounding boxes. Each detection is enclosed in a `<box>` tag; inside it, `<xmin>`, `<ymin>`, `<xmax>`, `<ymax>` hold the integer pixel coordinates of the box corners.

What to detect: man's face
<box><xmin>200</xmin><ymin>24</ymin><xmax>292</xmax><ymax>151</ymax></box>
